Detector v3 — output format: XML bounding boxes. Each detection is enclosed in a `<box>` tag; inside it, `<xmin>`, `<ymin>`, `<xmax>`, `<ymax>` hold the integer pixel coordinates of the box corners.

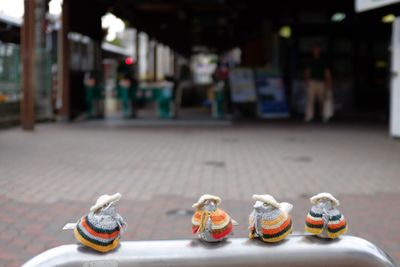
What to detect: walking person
<box><xmin>84</xmin><ymin>72</ymin><xmax>97</xmax><ymax>118</ymax></box>
<box><xmin>304</xmin><ymin>42</ymin><xmax>333</xmax><ymax>122</ymax></box>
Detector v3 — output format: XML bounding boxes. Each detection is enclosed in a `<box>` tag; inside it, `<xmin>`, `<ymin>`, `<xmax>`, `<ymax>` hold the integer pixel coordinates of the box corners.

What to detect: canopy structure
<box><xmin>69</xmin><ymin>0</ymin><xmax>359</xmax><ymax>55</ymax></box>
<box><xmin>19</xmin><ymin>0</ymin><xmax>400</xmax><ymax>129</ymax></box>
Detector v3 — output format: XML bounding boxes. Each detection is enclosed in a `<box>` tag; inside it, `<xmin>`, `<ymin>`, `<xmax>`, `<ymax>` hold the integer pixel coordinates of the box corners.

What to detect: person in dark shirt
<box><xmin>304</xmin><ymin>43</ymin><xmax>332</xmax><ymax>122</ymax></box>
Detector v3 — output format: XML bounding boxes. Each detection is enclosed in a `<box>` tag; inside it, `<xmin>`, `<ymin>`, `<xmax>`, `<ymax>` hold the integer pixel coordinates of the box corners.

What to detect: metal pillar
<box><xmin>146</xmin><ymin>39</ymin><xmax>154</xmax><ymax>81</ymax></box>
<box><xmin>59</xmin><ymin>0</ymin><xmax>70</xmax><ymax>120</ymax></box>
<box><xmin>154</xmin><ymin>42</ymin><xmax>158</xmax><ymax>81</ymax></box>
<box><xmin>21</xmin><ymin>0</ymin><xmax>36</xmax><ymax>130</ymax></box>
<box><xmin>136</xmin><ymin>31</ymin><xmax>140</xmax><ymax>80</ymax></box>
<box><xmin>170</xmin><ymin>49</ymin><xmax>175</xmax><ymax>77</ymax></box>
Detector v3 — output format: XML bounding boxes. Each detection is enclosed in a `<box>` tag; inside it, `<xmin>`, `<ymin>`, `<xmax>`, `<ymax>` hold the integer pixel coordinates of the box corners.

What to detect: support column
<box><xmin>59</xmin><ymin>0</ymin><xmax>70</xmax><ymax>120</ymax></box>
<box><xmin>21</xmin><ymin>0</ymin><xmax>36</xmax><ymax>130</ymax></box>
<box><xmin>153</xmin><ymin>42</ymin><xmax>158</xmax><ymax>81</ymax></box>
<box><xmin>170</xmin><ymin>49</ymin><xmax>175</xmax><ymax>77</ymax></box>
<box><xmin>136</xmin><ymin>31</ymin><xmax>140</xmax><ymax>80</ymax></box>
<box><xmin>34</xmin><ymin>0</ymin><xmax>49</xmax><ymax>120</ymax></box>
<box><xmin>147</xmin><ymin>39</ymin><xmax>154</xmax><ymax>81</ymax></box>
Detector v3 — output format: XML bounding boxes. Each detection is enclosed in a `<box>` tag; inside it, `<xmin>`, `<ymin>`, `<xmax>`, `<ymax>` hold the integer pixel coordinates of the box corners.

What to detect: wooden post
<box><xmin>34</xmin><ymin>0</ymin><xmax>49</xmax><ymax>119</ymax></box>
<box><xmin>59</xmin><ymin>0</ymin><xmax>70</xmax><ymax>120</ymax></box>
<box><xmin>21</xmin><ymin>0</ymin><xmax>36</xmax><ymax>130</ymax></box>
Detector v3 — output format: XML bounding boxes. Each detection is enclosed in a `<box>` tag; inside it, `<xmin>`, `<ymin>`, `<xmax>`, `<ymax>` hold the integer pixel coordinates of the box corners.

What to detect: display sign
<box><xmin>355</xmin><ymin>0</ymin><xmax>400</xmax><ymax>12</ymax></box>
<box><xmin>229</xmin><ymin>68</ymin><xmax>257</xmax><ymax>103</ymax></box>
<box><xmin>390</xmin><ymin>18</ymin><xmax>400</xmax><ymax>137</ymax></box>
<box><xmin>254</xmin><ymin>69</ymin><xmax>289</xmax><ymax>118</ymax></box>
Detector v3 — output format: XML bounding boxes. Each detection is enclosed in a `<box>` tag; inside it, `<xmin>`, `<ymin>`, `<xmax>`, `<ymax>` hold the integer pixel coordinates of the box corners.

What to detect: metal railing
<box><xmin>23</xmin><ymin>235</ymin><xmax>397</xmax><ymax>267</ymax></box>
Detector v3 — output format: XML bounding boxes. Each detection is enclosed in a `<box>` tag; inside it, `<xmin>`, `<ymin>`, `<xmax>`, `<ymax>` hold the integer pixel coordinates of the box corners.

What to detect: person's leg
<box><xmin>86</xmin><ymin>89</ymin><xmax>95</xmax><ymax>118</ymax></box>
<box><xmin>305</xmin><ymin>81</ymin><xmax>316</xmax><ymax>122</ymax></box>
<box><xmin>322</xmin><ymin>89</ymin><xmax>334</xmax><ymax>122</ymax></box>
<box><xmin>315</xmin><ymin>82</ymin><xmax>326</xmax><ymax>120</ymax></box>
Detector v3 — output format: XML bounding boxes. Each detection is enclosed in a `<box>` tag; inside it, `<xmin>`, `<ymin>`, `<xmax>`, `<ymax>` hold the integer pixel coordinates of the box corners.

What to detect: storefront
<box><xmin>355</xmin><ymin>0</ymin><xmax>400</xmax><ymax>136</ymax></box>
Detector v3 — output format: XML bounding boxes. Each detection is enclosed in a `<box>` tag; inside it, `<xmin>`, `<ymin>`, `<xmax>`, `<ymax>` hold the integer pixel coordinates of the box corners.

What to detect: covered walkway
<box><xmin>18</xmin><ymin>0</ymin><xmax>400</xmax><ymax>135</ymax></box>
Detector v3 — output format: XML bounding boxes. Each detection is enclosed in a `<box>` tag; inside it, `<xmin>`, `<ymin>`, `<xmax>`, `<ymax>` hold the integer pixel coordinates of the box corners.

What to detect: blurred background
<box><xmin>0</xmin><ymin>0</ymin><xmax>400</xmax><ymax>266</ymax></box>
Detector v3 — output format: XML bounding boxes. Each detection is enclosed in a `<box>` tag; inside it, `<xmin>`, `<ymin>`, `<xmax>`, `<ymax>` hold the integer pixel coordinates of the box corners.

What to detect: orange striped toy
<box><xmin>73</xmin><ymin>193</ymin><xmax>127</xmax><ymax>252</ymax></box>
<box><xmin>191</xmin><ymin>194</ymin><xmax>236</xmax><ymax>242</ymax></box>
<box><xmin>305</xmin><ymin>192</ymin><xmax>347</xmax><ymax>239</ymax></box>
<box><xmin>249</xmin><ymin>194</ymin><xmax>293</xmax><ymax>243</ymax></box>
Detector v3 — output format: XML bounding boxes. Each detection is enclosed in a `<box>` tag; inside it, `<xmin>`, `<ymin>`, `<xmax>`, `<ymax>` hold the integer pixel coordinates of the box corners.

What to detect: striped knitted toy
<box><xmin>191</xmin><ymin>194</ymin><xmax>237</xmax><ymax>242</ymax></box>
<box><xmin>249</xmin><ymin>194</ymin><xmax>293</xmax><ymax>243</ymax></box>
<box><xmin>74</xmin><ymin>193</ymin><xmax>127</xmax><ymax>253</ymax></box>
<box><xmin>305</xmin><ymin>192</ymin><xmax>347</xmax><ymax>239</ymax></box>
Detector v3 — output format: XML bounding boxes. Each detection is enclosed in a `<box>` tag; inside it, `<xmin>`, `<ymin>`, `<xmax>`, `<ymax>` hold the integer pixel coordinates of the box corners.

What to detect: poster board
<box><xmin>254</xmin><ymin>69</ymin><xmax>289</xmax><ymax>118</ymax></box>
<box><xmin>229</xmin><ymin>68</ymin><xmax>257</xmax><ymax>103</ymax></box>
<box><xmin>390</xmin><ymin>18</ymin><xmax>400</xmax><ymax>137</ymax></box>
<box><xmin>355</xmin><ymin>0</ymin><xmax>400</xmax><ymax>12</ymax></box>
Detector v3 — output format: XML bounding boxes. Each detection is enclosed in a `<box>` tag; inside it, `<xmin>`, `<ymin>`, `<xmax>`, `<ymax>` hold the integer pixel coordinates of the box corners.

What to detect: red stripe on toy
<box><xmin>211</xmin><ymin>221</ymin><xmax>233</xmax><ymax>240</ymax></box>
<box><xmin>81</xmin><ymin>217</ymin><xmax>120</xmax><ymax>240</ymax></box>
<box><xmin>328</xmin><ymin>219</ymin><xmax>346</xmax><ymax>230</ymax></box>
<box><xmin>192</xmin><ymin>225</ymin><xmax>199</xmax><ymax>234</ymax></box>
<box><xmin>306</xmin><ymin>216</ymin><xmax>324</xmax><ymax>226</ymax></box>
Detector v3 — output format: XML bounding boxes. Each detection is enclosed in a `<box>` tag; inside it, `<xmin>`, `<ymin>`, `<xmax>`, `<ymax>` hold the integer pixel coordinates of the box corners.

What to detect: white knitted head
<box><xmin>192</xmin><ymin>194</ymin><xmax>221</xmax><ymax>209</ymax></box>
<box><xmin>252</xmin><ymin>194</ymin><xmax>280</xmax><ymax>209</ymax></box>
<box><xmin>252</xmin><ymin>194</ymin><xmax>293</xmax><ymax>213</ymax></box>
<box><xmin>310</xmin><ymin>192</ymin><xmax>340</xmax><ymax>207</ymax></box>
<box><xmin>90</xmin><ymin>193</ymin><xmax>122</xmax><ymax>212</ymax></box>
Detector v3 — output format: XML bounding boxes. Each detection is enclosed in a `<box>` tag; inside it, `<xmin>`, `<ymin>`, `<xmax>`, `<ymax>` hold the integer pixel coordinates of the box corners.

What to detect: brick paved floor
<box><xmin>0</xmin><ymin>121</ymin><xmax>399</xmax><ymax>266</ymax></box>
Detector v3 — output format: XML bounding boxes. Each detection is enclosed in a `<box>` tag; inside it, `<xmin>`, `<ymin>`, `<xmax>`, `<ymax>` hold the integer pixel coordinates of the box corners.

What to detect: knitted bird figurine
<box><xmin>305</xmin><ymin>192</ymin><xmax>347</xmax><ymax>239</ymax></box>
<box><xmin>191</xmin><ymin>194</ymin><xmax>238</xmax><ymax>242</ymax></box>
<box><xmin>74</xmin><ymin>193</ymin><xmax>127</xmax><ymax>253</ymax></box>
<box><xmin>249</xmin><ymin>194</ymin><xmax>293</xmax><ymax>243</ymax></box>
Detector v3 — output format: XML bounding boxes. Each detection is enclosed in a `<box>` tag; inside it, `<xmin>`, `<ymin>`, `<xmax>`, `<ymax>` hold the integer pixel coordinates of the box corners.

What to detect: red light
<box><xmin>125</xmin><ymin>57</ymin><xmax>134</xmax><ymax>65</ymax></box>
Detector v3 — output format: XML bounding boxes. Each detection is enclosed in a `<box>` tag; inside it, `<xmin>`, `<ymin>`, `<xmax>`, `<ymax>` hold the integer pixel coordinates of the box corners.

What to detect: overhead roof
<box><xmin>0</xmin><ymin>13</ymin><xmax>22</xmax><ymax>43</ymax></box>
<box><xmin>70</xmin><ymin>0</ymin><xmax>400</xmax><ymax>55</ymax></box>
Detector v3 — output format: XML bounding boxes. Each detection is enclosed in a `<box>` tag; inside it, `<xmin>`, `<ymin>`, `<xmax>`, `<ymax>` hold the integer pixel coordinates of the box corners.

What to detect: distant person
<box><xmin>130</xmin><ymin>73</ymin><xmax>139</xmax><ymax>118</ymax></box>
<box><xmin>174</xmin><ymin>63</ymin><xmax>192</xmax><ymax>118</ymax></box>
<box><xmin>304</xmin><ymin>43</ymin><xmax>333</xmax><ymax>122</ymax></box>
<box><xmin>84</xmin><ymin>72</ymin><xmax>97</xmax><ymax>118</ymax></box>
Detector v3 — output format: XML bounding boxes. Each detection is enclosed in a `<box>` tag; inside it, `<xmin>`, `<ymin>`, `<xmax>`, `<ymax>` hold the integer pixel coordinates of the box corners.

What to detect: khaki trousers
<box><xmin>305</xmin><ymin>80</ymin><xmax>326</xmax><ymax>121</ymax></box>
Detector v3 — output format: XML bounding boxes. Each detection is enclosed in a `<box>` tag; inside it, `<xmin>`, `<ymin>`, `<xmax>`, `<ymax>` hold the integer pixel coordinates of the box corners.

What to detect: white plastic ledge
<box><xmin>23</xmin><ymin>235</ymin><xmax>397</xmax><ymax>267</ymax></box>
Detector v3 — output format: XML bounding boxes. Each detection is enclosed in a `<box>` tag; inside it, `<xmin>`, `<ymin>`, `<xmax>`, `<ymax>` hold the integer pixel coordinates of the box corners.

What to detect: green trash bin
<box><xmin>117</xmin><ymin>78</ymin><xmax>136</xmax><ymax>118</ymax></box>
<box><xmin>137</xmin><ymin>82</ymin><xmax>173</xmax><ymax>119</ymax></box>
<box><xmin>117</xmin><ymin>85</ymin><xmax>131</xmax><ymax>117</ymax></box>
<box><xmin>212</xmin><ymin>81</ymin><xmax>224</xmax><ymax>119</ymax></box>
<box><xmin>155</xmin><ymin>85</ymin><xmax>173</xmax><ymax>119</ymax></box>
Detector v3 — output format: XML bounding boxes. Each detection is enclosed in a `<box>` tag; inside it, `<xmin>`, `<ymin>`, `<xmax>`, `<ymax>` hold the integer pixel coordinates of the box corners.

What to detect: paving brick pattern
<box><xmin>0</xmin><ymin>121</ymin><xmax>399</xmax><ymax>266</ymax></box>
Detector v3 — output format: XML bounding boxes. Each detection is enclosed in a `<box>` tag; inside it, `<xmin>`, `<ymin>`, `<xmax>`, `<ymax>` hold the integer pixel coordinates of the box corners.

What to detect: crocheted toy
<box><xmin>305</xmin><ymin>192</ymin><xmax>347</xmax><ymax>239</ymax></box>
<box><xmin>74</xmin><ymin>193</ymin><xmax>127</xmax><ymax>253</ymax></box>
<box><xmin>249</xmin><ymin>194</ymin><xmax>293</xmax><ymax>243</ymax></box>
<box><xmin>191</xmin><ymin>194</ymin><xmax>238</xmax><ymax>242</ymax></box>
